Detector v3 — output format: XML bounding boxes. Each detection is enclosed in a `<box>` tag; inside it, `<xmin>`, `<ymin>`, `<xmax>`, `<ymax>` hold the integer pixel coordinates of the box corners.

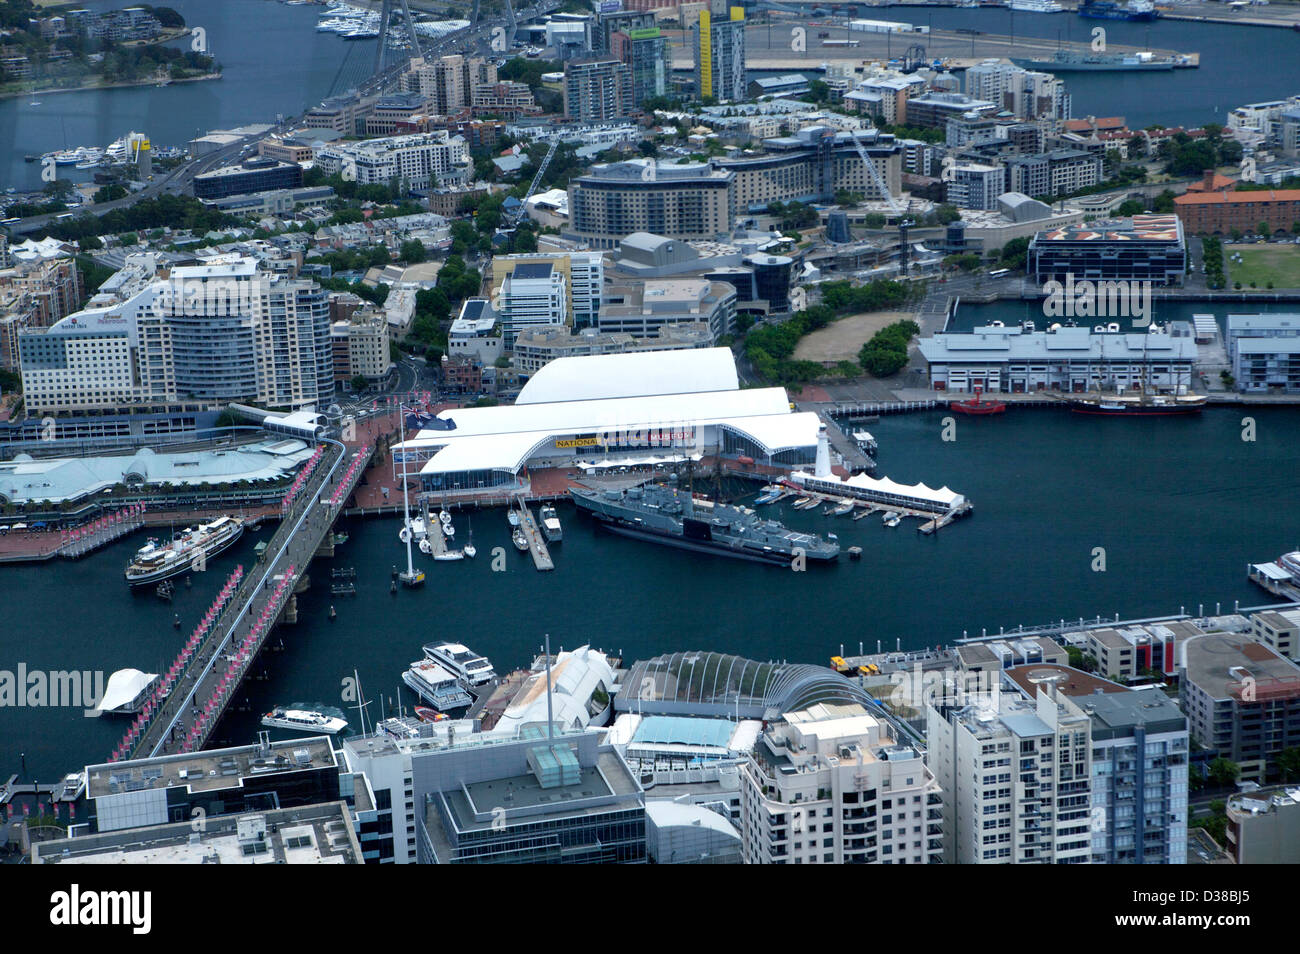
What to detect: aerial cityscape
<box><xmin>0</xmin><ymin>0</ymin><xmax>1298</xmax><ymax>889</ymax></box>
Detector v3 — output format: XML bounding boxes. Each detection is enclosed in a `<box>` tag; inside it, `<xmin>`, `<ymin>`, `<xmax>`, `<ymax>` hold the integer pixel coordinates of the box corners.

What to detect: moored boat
<box><xmin>261</xmin><ymin>706</ymin><xmax>348</xmax><ymax>734</ymax></box>
<box><xmin>125</xmin><ymin>515</ymin><xmax>243</xmax><ymax>586</ymax></box>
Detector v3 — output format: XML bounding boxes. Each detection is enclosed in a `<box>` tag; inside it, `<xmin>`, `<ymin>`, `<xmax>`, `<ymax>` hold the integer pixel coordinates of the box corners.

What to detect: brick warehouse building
<box><xmin>1173</xmin><ymin>188</ymin><xmax>1300</xmax><ymax>236</ymax></box>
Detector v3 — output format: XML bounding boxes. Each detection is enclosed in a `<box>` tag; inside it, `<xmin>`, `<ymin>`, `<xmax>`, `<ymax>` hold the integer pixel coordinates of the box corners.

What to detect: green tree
<box><xmin>399</xmin><ymin>239</ymin><xmax>427</xmax><ymax>263</ymax></box>
<box><xmin>1276</xmin><ymin>748</ymin><xmax>1300</xmax><ymax>782</ymax></box>
<box><xmin>1208</xmin><ymin>757</ymin><xmax>1240</xmax><ymax>788</ymax></box>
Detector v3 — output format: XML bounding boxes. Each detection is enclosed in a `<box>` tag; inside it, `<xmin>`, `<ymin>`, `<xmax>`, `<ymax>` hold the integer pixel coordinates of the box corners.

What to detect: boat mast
<box><xmin>400</xmin><ymin>404</ymin><xmax>415</xmax><ymax>579</ymax></box>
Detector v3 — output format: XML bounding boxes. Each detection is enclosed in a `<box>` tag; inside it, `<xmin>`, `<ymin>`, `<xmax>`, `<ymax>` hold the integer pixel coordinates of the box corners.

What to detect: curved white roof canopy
<box><xmin>95</xmin><ymin>669</ymin><xmax>158</xmax><ymax>714</ymax></box>
<box><xmin>515</xmin><ymin>347</ymin><xmax>740</xmax><ymax>405</ymax></box>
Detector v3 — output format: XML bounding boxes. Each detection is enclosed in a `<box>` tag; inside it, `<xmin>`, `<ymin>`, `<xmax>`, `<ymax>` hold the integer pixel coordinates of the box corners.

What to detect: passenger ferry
<box><xmin>423</xmin><ymin>640</ymin><xmax>496</xmax><ymax>685</ymax></box>
<box><xmin>261</xmin><ymin>707</ymin><xmax>348</xmax><ymax>734</ymax></box>
<box><xmin>402</xmin><ymin>659</ymin><xmax>474</xmax><ymax>711</ymax></box>
<box><xmin>125</xmin><ymin>515</ymin><xmax>244</xmax><ymax>586</ymax></box>
<box><xmin>1279</xmin><ymin>551</ymin><xmax>1300</xmax><ymax>580</ymax></box>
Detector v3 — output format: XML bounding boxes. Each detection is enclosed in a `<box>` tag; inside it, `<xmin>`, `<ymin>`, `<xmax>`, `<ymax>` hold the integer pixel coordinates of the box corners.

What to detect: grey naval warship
<box><xmin>570</xmin><ymin>483</ymin><xmax>839</xmax><ymax>565</ymax></box>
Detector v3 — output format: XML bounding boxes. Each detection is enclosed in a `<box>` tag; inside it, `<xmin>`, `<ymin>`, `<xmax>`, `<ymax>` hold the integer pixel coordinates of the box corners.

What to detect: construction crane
<box><xmin>847</xmin><ymin>128</ymin><xmax>903</xmax><ymax>217</ymax></box>
<box><xmin>514</xmin><ymin>137</ymin><xmax>560</xmax><ymax>221</ymax></box>
<box><xmin>847</xmin><ymin>128</ymin><xmax>917</xmax><ymax>273</ymax></box>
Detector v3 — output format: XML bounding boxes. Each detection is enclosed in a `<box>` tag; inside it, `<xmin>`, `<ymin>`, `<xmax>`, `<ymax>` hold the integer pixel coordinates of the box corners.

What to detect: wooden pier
<box><xmin>517</xmin><ymin>504</ymin><xmax>554</xmax><ymax>572</ymax></box>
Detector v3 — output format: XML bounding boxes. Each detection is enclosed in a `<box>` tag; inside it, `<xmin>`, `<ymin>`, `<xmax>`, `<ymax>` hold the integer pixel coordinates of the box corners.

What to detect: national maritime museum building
<box><xmin>391</xmin><ymin>348</ymin><xmax>822</xmax><ymax>495</ymax></box>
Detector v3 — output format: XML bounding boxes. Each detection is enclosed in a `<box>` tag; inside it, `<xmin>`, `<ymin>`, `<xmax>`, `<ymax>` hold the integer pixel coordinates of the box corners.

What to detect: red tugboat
<box><xmin>950</xmin><ymin>386</ymin><xmax>1007</xmax><ymax>415</ymax></box>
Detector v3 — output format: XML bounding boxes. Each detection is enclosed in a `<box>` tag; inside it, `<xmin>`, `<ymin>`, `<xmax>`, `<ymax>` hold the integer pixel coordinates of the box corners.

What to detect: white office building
<box><xmin>315</xmin><ymin>131</ymin><xmax>472</xmax><ymax>191</ymax></box>
<box><xmin>495</xmin><ymin>260</ymin><xmax>568</xmax><ymax>348</ymax></box>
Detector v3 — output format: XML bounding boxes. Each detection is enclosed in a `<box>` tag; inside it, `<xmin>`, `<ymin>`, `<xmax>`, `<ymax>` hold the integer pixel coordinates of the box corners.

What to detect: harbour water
<box><xmin>4</xmin><ymin>406</ymin><xmax>1300</xmax><ymax>781</ymax></box>
<box><xmin>0</xmin><ymin>0</ymin><xmax>370</xmax><ymax>191</ymax></box>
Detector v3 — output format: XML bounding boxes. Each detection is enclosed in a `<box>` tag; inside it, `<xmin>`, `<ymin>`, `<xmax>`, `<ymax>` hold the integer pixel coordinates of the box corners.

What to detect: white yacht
<box><xmin>402</xmin><ymin>659</ymin><xmax>474</xmax><ymax>710</ymax></box>
<box><xmin>422</xmin><ymin>640</ymin><xmax>495</xmax><ymax>686</ymax></box>
<box><xmin>539</xmin><ymin>504</ymin><xmax>562</xmax><ymax>543</ymax></box>
<box><xmin>261</xmin><ymin>707</ymin><xmax>348</xmax><ymax>734</ymax></box>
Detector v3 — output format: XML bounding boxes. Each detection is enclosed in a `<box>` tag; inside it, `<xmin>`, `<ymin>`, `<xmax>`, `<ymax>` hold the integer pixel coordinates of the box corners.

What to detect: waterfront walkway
<box><xmin>123</xmin><ymin>437</ymin><xmax>372</xmax><ymax>760</ymax></box>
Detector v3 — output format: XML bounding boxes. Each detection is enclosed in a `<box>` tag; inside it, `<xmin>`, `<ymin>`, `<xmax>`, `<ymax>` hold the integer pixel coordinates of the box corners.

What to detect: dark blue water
<box><xmin>5</xmin><ymin>405</ymin><xmax>1300</xmax><ymax>780</ymax></box>
<box><xmin>1</xmin><ymin>0</ymin><xmax>376</xmax><ymax>191</ymax></box>
<box><xmin>875</xmin><ymin>5</ymin><xmax>1300</xmax><ymax>127</ymax></box>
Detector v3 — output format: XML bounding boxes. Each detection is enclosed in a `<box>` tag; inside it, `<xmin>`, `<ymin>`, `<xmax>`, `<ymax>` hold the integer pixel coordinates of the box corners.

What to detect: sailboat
<box><xmin>463</xmin><ymin>517</ymin><xmax>476</xmax><ymax>559</ymax></box>
<box><xmin>397</xmin><ymin>408</ymin><xmax>425</xmax><ymax>587</ymax></box>
<box><xmin>1068</xmin><ymin>328</ymin><xmax>1206</xmax><ymax>416</ymax></box>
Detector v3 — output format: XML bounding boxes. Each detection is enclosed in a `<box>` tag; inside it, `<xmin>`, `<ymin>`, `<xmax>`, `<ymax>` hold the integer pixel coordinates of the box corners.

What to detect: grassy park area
<box><xmin>1227</xmin><ymin>243</ymin><xmax>1300</xmax><ymax>289</ymax></box>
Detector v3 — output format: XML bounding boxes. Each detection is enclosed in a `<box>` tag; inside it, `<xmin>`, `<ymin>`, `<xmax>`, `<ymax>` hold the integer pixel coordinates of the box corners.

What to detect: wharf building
<box><xmin>391</xmin><ymin>348</ymin><xmax>822</xmax><ymax>496</ymax></box>
<box><xmin>565</xmin><ymin>159</ymin><xmax>736</xmax><ymax>248</ymax></box>
<box><xmin>712</xmin><ymin>127</ymin><xmax>903</xmax><ymax>214</ymax></box>
<box><xmin>1173</xmin><ymin>187</ymin><xmax>1300</xmax><ymax>236</ymax></box>
<box><xmin>740</xmin><ymin>702</ymin><xmax>944</xmax><ymax>864</ymax></box>
<box><xmin>1180</xmin><ymin>632</ymin><xmax>1300</xmax><ymax>784</ymax></box>
<box><xmin>1226</xmin><ymin>313</ymin><xmax>1300</xmax><ymax>394</ymax></box>
<box><xmin>917</xmin><ymin>325</ymin><xmax>1197</xmax><ymax>395</ymax></box>
<box><xmin>19</xmin><ymin>256</ymin><xmax>335</xmax><ymax>414</ymax></box>
<box><xmin>1027</xmin><ymin>215</ymin><xmax>1187</xmax><ymax>285</ymax></box>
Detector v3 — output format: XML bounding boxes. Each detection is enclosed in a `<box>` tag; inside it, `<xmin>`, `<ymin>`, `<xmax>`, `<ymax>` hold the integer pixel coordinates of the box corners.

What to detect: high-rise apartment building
<box><xmin>694</xmin><ymin>7</ymin><xmax>746</xmax><ymax>104</ymax></box>
<box><xmin>562</xmin><ymin>57</ymin><xmax>634</xmax><ymax>123</ymax></box>
<box><xmin>19</xmin><ymin>257</ymin><xmax>334</xmax><ymax>413</ymax></box>
<box><xmin>740</xmin><ymin>703</ymin><xmax>944</xmax><ymax>864</ymax></box>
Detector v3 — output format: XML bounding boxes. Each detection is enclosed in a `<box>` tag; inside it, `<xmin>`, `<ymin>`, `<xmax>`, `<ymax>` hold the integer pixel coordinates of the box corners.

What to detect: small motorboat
<box><xmin>414</xmin><ymin>706</ymin><xmax>445</xmax><ymax>723</ymax></box>
<box><xmin>512</xmin><ymin>528</ymin><xmax>529</xmax><ymax>552</ymax></box>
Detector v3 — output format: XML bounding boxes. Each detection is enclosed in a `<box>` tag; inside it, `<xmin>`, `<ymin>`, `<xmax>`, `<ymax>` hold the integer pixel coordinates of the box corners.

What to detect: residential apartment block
<box><xmin>740</xmin><ymin>703</ymin><xmax>943</xmax><ymax>864</ymax></box>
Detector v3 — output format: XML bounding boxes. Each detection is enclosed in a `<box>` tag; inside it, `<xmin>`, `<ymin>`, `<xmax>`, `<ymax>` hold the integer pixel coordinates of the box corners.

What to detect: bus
<box><xmin>987</xmin><ymin>268</ymin><xmax>1011</xmax><ymax>279</ymax></box>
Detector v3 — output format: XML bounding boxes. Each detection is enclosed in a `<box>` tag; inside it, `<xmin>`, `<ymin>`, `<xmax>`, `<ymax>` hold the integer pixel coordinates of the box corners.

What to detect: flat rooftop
<box><xmin>1184</xmin><ymin>634</ymin><xmax>1300</xmax><ymax>701</ymax></box>
<box><xmin>1005</xmin><ymin>664</ymin><xmax>1128</xmax><ymax>699</ymax></box>
<box><xmin>86</xmin><ymin>736</ymin><xmax>336</xmax><ymax>798</ymax></box>
<box><xmin>33</xmin><ymin>802</ymin><xmax>360</xmax><ymax>864</ymax></box>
